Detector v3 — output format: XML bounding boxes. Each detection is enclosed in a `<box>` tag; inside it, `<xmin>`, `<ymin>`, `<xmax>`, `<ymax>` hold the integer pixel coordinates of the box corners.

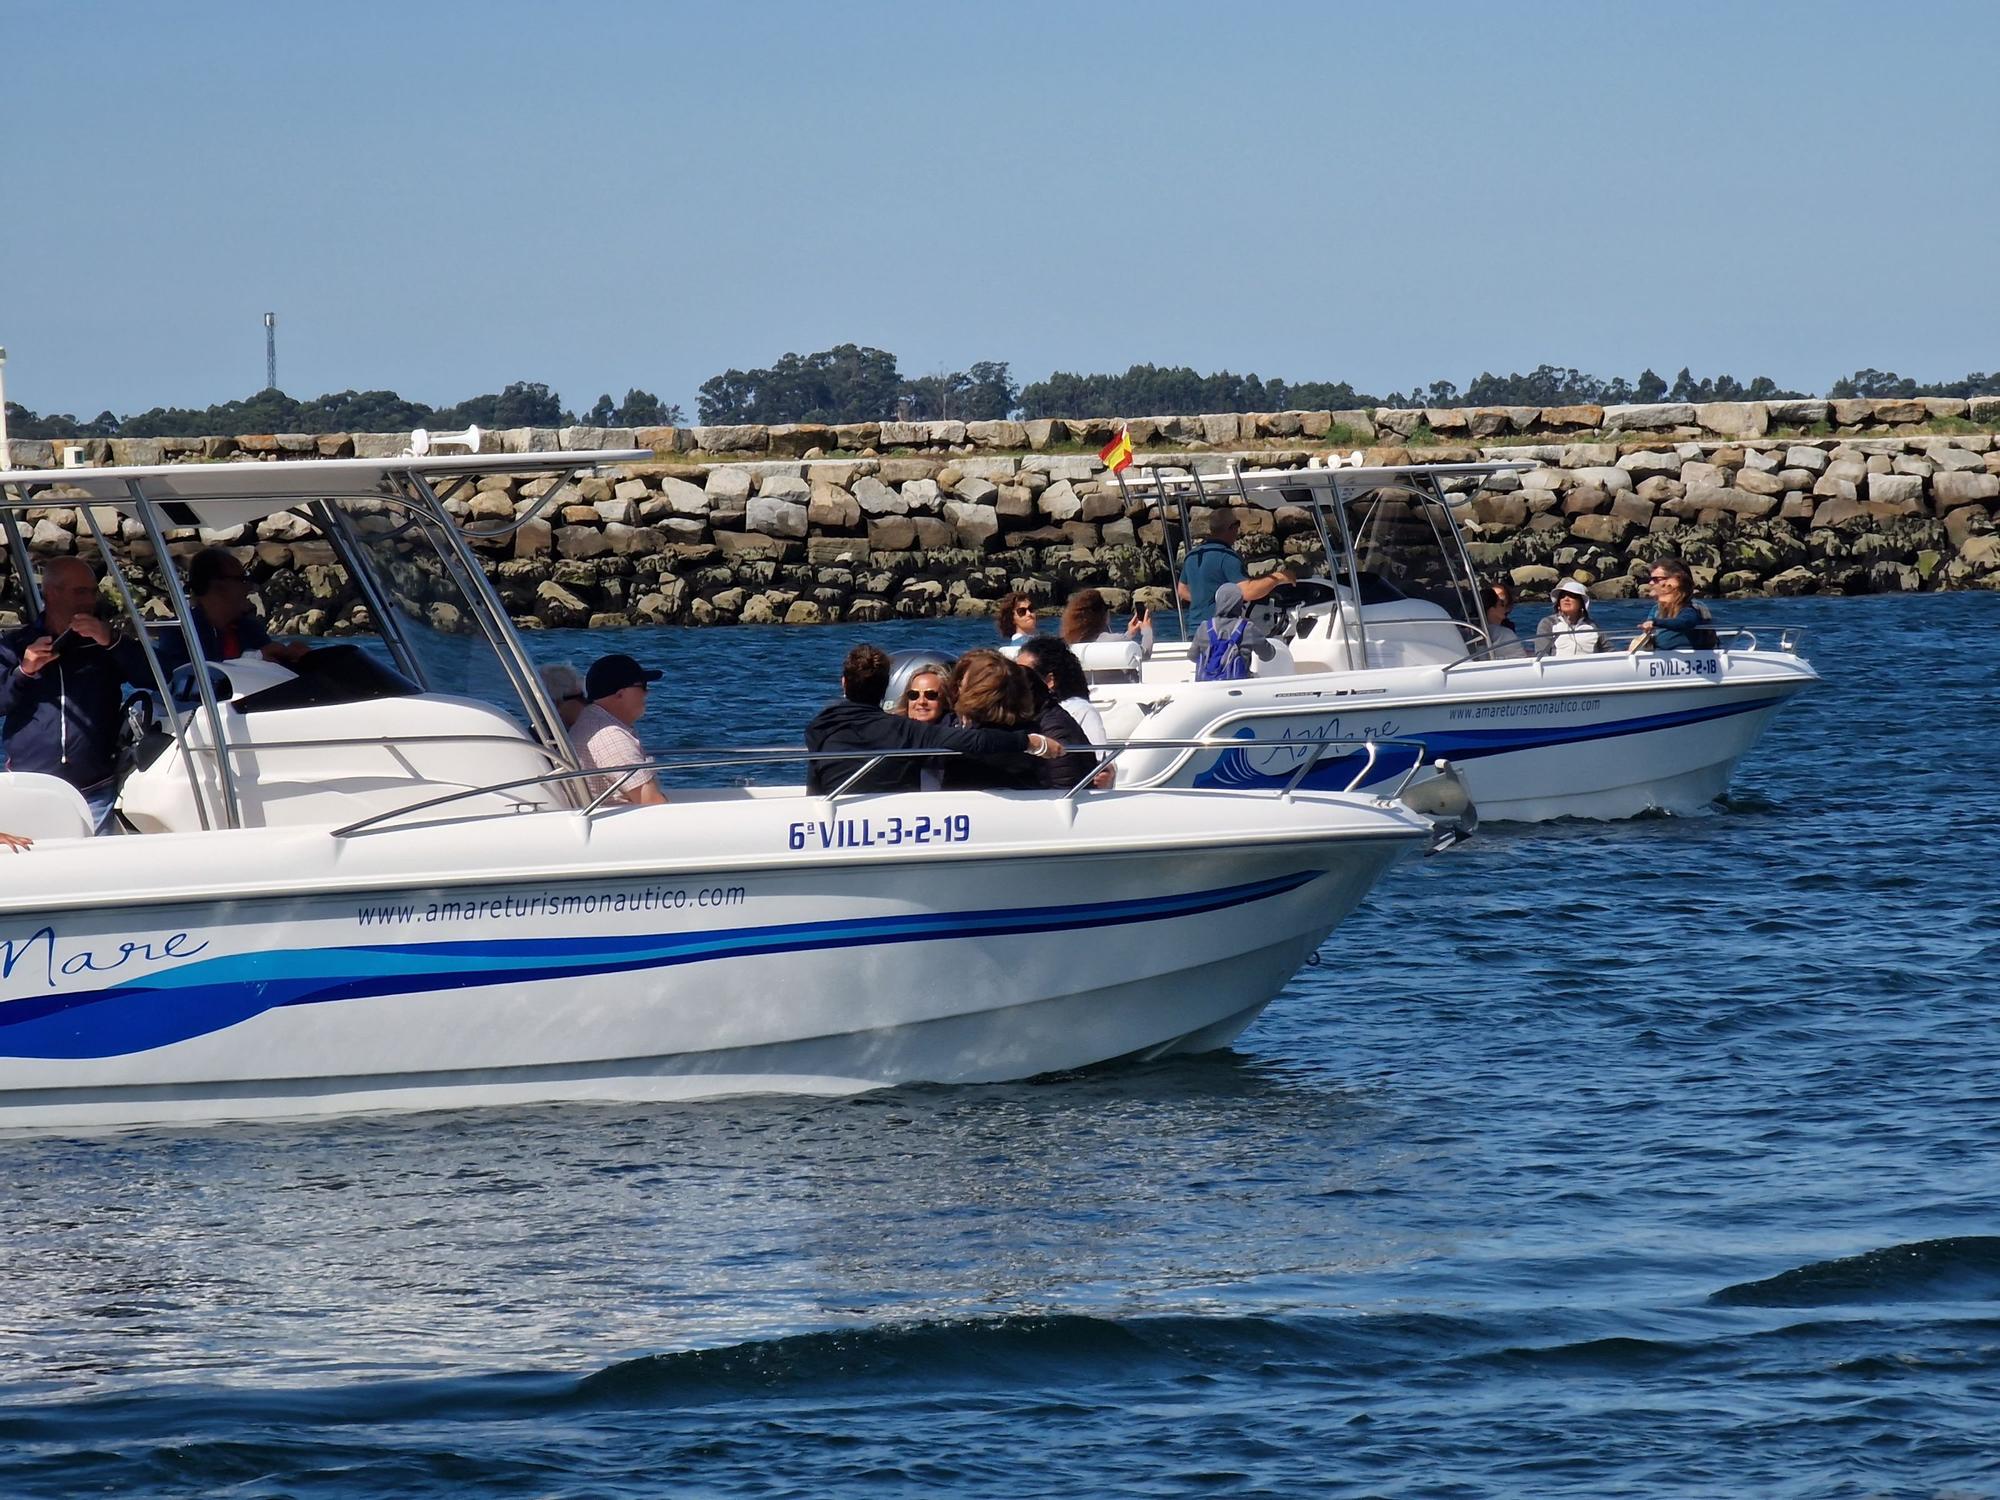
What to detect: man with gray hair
<box><xmin>0</xmin><ymin>556</ymin><xmax>150</xmax><ymax>831</ymax></box>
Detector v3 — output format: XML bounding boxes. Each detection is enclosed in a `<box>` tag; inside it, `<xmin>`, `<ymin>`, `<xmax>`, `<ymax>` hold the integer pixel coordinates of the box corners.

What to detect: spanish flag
<box><xmin>1099</xmin><ymin>427</ymin><xmax>1134</xmax><ymax>474</ymax></box>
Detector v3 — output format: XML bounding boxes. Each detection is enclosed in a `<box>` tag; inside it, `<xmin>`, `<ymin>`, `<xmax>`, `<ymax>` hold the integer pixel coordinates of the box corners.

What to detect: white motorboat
<box><xmin>0</xmin><ymin>451</ymin><xmax>1444</xmax><ymax>1128</ymax></box>
<box><xmin>1085</xmin><ymin>461</ymin><xmax>1819</xmax><ymax>822</ymax></box>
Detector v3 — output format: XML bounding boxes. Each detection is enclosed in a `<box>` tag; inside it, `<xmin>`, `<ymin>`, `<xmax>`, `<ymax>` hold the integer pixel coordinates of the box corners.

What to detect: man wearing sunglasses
<box><xmin>574</xmin><ymin>652</ymin><xmax>667</xmax><ymax>806</ymax></box>
<box><xmin>806</xmin><ymin>643</ymin><xmax>1065</xmax><ymax>796</ymax></box>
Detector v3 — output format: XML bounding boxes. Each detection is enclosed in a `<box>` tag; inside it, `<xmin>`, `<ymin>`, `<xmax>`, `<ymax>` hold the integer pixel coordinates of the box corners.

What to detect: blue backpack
<box><xmin>1194</xmin><ymin>615</ymin><xmax>1253</xmax><ymax>682</ymax></box>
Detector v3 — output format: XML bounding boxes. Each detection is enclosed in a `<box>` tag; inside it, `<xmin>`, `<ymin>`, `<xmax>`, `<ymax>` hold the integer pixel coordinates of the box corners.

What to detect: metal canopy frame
<box><xmin>1113</xmin><ymin>459</ymin><xmax>1532</xmax><ymax>669</ymax></box>
<box><xmin>0</xmin><ymin>451</ymin><xmax>642</xmax><ymax>832</ymax></box>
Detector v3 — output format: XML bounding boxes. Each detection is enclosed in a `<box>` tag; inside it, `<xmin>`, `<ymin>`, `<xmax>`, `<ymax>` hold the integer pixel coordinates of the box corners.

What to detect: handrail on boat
<box><xmin>1444</xmin><ymin>623</ymin><xmax>1810</xmax><ymax>668</ymax></box>
<box><xmin>327</xmin><ymin>735</ymin><xmax>1447</xmax><ymax>840</ymax></box>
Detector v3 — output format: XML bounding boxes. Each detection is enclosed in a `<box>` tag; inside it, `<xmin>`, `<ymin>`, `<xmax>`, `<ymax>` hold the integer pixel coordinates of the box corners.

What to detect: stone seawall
<box><xmin>3</xmin><ymin>412</ymin><xmax>1997</xmax><ymax>634</ymax></box>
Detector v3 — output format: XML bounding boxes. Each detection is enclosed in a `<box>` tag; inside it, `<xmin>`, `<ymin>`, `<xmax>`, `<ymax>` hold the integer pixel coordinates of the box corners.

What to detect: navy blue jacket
<box><xmin>0</xmin><ymin>620</ymin><xmax>150</xmax><ymax>791</ymax></box>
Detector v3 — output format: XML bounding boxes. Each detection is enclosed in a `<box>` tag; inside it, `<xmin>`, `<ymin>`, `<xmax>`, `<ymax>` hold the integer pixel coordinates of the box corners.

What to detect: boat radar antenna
<box><xmin>263</xmin><ymin>313</ymin><xmax>276</xmax><ymax>391</ymax></box>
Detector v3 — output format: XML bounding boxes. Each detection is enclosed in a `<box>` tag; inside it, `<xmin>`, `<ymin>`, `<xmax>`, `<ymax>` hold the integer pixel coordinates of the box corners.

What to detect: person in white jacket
<box><xmin>1534</xmin><ymin>578</ymin><xmax>1606</xmax><ymax>656</ymax></box>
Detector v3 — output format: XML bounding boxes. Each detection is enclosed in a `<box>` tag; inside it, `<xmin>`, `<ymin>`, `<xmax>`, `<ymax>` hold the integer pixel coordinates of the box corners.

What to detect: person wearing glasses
<box><xmin>806</xmin><ymin>643</ymin><xmax>1064</xmax><ymax>796</ymax></box>
<box><xmin>1631</xmin><ymin>558</ymin><xmax>1717</xmax><ymax>652</ymax></box>
<box><xmin>539</xmin><ymin>662</ymin><xmax>588</xmax><ymax>729</ymax></box>
<box><xmin>1535</xmin><ymin>579</ymin><xmax>1606</xmax><ymax>656</ymax></box>
<box><xmin>574</xmin><ymin>652</ymin><xmax>666</xmax><ymax>806</ymax></box>
<box><xmin>996</xmin><ymin>591</ymin><xmax>1041</xmax><ymax>645</ymax></box>
<box><xmin>891</xmin><ymin>666</ymin><xmax>951</xmax><ymax>790</ymax></box>
<box><xmin>155</xmin><ymin>548</ymin><xmax>311</xmax><ymax>672</ymax></box>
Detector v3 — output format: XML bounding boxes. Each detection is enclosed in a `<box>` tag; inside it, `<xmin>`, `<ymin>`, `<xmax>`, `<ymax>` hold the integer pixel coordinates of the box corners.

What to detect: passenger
<box><xmin>1015</xmin><ymin>638</ymin><xmax>1114</xmax><ymax>789</ymax></box>
<box><xmin>1480</xmin><ymin>584</ymin><xmax>1530</xmax><ymax>659</ymax></box>
<box><xmin>891</xmin><ymin>665</ymin><xmax>952</xmax><ymax>791</ymax></box>
<box><xmin>1059</xmin><ymin>587</ymin><xmax>1154</xmax><ymax>653</ymax></box>
<box><xmin>1015</xmin><ymin>637</ymin><xmax>1105</xmax><ymax>744</ymax></box>
<box><xmin>0</xmin><ymin>557</ymin><xmax>151</xmax><ymax>832</ymax></box>
<box><xmin>539</xmin><ymin>662</ymin><xmax>588</xmax><ymax>728</ymax></box>
<box><xmin>1535</xmin><ymin>579</ymin><xmax>1606</xmax><ymax>656</ymax></box>
<box><xmin>804</xmin><ymin>643</ymin><xmax>1063</xmax><ymax>796</ymax></box>
<box><xmin>1</xmin><ymin>832</ymin><xmax>29</xmax><ymax>852</ymax></box>
<box><xmin>155</xmin><ymin>548</ymin><xmax>311</xmax><ymax>671</ymax></box>
<box><xmin>1179</xmin><ymin>507</ymin><xmax>1248</xmax><ymax>627</ymax></box>
<box><xmin>1191</xmin><ymin>577</ymin><xmax>1289</xmax><ymax>682</ymax></box>
<box><xmin>1492</xmin><ymin>576</ymin><xmax>1523</xmax><ymax>636</ymax></box>
<box><xmin>573</xmin><ymin>652</ymin><xmax>667</xmax><ymax>806</ymax></box>
<box><xmin>1631</xmin><ymin>558</ymin><xmax>1718</xmax><ymax>651</ymax></box>
<box><xmin>996</xmin><ymin>590</ymin><xmax>1040</xmax><ymax>644</ymax></box>
<box><xmin>940</xmin><ymin>649</ymin><xmax>1071</xmax><ymax>791</ymax></box>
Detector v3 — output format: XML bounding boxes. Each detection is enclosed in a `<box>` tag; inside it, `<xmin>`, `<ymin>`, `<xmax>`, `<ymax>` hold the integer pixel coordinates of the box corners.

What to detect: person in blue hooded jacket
<box><xmin>0</xmin><ymin>557</ymin><xmax>151</xmax><ymax>832</ymax></box>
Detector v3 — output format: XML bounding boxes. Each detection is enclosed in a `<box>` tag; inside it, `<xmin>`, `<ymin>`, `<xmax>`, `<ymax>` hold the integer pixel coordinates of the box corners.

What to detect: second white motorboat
<box><xmin>1084</xmin><ymin>461</ymin><xmax>1818</xmax><ymax>822</ymax></box>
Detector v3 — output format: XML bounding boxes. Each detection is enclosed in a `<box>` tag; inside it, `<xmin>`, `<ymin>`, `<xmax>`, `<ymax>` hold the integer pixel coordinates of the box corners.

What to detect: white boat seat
<box><xmin>1074</xmin><ymin>639</ymin><xmax>1143</xmax><ymax>682</ymax></box>
<box><xmin>0</xmin><ymin>771</ymin><xmax>96</xmax><ymax>841</ymax></box>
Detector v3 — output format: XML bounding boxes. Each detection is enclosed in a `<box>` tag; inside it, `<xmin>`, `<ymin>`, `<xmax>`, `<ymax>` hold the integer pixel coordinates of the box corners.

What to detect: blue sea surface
<box><xmin>2</xmin><ymin>592</ymin><xmax>1996</xmax><ymax>1497</ymax></box>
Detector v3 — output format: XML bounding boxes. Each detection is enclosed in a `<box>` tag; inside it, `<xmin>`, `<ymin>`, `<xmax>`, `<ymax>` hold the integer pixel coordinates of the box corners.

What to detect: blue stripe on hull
<box><xmin>0</xmin><ymin>869</ymin><xmax>1326</xmax><ymax>1061</ymax></box>
<box><xmin>1195</xmin><ymin>694</ymin><xmax>1787</xmax><ymax>791</ymax></box>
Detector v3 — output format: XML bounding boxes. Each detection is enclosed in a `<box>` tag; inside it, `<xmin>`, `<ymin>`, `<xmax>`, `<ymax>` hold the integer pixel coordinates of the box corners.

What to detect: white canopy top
<box><xmin>0</xmin><ymin>450</ymin><xmax>652</xmax><ymax>528</ymax></box>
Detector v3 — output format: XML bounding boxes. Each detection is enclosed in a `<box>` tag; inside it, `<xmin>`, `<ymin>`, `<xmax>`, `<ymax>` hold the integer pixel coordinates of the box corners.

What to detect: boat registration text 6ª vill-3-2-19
<box><xmin>789</xmin><ymin>814</ymin><xmax>973</xmax><ymax>851</ymax></box>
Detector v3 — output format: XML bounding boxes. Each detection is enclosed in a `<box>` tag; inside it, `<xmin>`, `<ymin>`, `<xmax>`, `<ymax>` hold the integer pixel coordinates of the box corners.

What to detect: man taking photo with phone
<box><xmin>0</xmin><ymin>557</ymin><xmax>151</xmax><ymax>832</ymax></box>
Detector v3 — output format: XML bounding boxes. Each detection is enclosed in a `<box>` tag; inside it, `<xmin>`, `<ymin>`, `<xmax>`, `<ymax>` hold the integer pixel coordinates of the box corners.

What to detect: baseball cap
<box><xmin>1551</xmin><ymin>579</ymin><xmax>1591</xmax><ymax>601</ymax></box>
<box><xmin>585</xmin><ymin>652</ymin><xmax>665</xmax><ymax>701</ymax></box>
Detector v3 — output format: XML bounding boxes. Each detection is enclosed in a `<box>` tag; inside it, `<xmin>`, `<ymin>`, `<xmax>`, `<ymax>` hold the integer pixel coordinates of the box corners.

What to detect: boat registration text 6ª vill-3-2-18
<box><xmin>789</xmin><ymin>814</ymin><xmax>973</xmax><ymax>851</ymax></box>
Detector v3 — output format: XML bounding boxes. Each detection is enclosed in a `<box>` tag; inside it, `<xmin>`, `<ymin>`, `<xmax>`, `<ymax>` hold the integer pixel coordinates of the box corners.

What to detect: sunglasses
<box><xmin>1013</xmin><ymin>605</ymin><xmax>1035</xmax><ymax>615</ymax></box>
<box><xmin>906</xmin><ymin>688</ymin><xmax>941</xmax><ymax>702</ymax></box>
<box><xmin>561</xmin><ymin>693</ymin><xmax>586</xmax><ymax>703</ymax></box>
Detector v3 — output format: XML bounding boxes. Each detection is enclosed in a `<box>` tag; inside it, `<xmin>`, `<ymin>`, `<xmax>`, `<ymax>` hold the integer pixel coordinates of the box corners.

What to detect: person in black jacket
<box><xmin>804</xmin><ymin>644</ymin><xmax>1063</xmax><ymax>795</ymax></box>
<box><xmin>0</xmin><ymin>557</ymin><xmax>151</xmax><ymax>832</ymax></box>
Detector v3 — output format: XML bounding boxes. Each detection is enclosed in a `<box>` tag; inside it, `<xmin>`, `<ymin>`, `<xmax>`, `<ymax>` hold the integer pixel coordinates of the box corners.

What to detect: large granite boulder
<box><xmin>1603</xmin><ymin>403</ymin><xmax>1696</xmax><ymax>430</ymax></box>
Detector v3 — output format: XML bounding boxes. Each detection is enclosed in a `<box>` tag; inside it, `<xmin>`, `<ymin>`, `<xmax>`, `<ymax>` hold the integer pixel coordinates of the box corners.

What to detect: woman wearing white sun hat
<box><xmin>1535</xmin><ymin>578</ymin><xmax>1606</xmax><ymax>656</ymax></box>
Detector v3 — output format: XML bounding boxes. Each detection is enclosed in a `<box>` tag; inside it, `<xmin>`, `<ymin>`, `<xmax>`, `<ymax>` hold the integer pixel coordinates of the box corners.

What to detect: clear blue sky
<box><xmin>3</xmin><ymin>0</ymin><xmax>1995</xmax><ymax>419</ymax></box>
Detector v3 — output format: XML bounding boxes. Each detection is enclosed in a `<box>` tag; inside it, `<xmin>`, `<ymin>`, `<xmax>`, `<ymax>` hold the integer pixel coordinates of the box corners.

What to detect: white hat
<box><xmin>1551</xmin><ymin>578</ymin><xmax>1591</xmax><ymax>600</ymax></box>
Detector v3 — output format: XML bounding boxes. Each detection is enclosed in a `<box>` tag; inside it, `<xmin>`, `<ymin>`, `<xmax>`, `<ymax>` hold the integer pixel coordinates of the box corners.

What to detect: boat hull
<box><xmin>0</xmin><ymin>792</ymin><xmax>1420</xmax><ymax>1127</ymax></box>
<box><xmin>1109</xmin><ymin>649</ymin><xmax>1817</xmax><ymax>822</ymax></box>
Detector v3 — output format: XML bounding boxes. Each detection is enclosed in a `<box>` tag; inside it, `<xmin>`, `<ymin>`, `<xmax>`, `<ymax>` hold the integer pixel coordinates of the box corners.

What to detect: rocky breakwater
<box><xmin>2</xmin><ymin>406</ymin><xmax>1997</xmax><ymax>635</ymax></box>
<box><xmin>1449</xmin><ymin>432</ymin><xmax>2000</xmax><ymax>599</ymax></box>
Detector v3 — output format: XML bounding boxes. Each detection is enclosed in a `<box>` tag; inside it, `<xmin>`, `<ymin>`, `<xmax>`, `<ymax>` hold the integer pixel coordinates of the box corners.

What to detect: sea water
<box><xmin>0</xmin><ymin>593</ymin><xmax>1995</xmax><ymax>1497</ymax></box>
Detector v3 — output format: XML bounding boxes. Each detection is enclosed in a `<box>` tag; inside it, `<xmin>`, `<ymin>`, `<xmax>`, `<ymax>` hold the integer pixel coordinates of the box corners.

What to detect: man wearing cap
<box><xmin>573</xmin><ymin>653</ymin><xmax>666</xmax><ymax>806</ymax></box>
<box><xmin>1535</xmin><ymin>579</ymin><xmax>1606</xmax><ymax>656</ymax></box>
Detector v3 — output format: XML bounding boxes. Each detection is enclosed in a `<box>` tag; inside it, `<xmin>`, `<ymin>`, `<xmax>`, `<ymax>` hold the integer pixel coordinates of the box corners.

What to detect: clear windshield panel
<box><xmin>318</xmin><ymin>496</ymin><xmax>533</xmax><ymax>725</ymax></box>
<box><xmin>1343</xmin><ymin>484</ymin><xmax>1480</xmax><ymax>623</ymax></box>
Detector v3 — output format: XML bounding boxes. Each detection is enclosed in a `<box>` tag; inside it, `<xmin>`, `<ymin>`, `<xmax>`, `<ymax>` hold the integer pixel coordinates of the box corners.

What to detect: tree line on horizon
<box><xmin>9</xmin><ymin>350</ymin><xmax>1998</xmax><ymax>441</ymax></box>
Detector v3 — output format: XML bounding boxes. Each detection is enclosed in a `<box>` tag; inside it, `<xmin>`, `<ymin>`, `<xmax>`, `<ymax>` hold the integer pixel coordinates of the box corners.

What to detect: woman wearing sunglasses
<box><xmin>891</xmin><ymin>668</ymin><xmax>950</xmax><ymax>789</ymax></box>
<box><xmin>996</xmin><ymin>591</ymin><xmax>1041</xmax><ymax>645</ymax></box>
<box><xmin>1630</xmin><ymin>557</ymin><xmax>1717</xmax><ymax>651</ymax></box>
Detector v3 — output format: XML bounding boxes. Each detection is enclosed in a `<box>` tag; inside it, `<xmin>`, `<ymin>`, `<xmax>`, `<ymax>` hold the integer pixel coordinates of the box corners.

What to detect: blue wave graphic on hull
<box><xmin>1194</xmin><ymin>695</ymin><xmax>1786</xmax><ymax>791</ymax></box>
<box><xmin>0</xmin><ymin>871</ymin><xmax>1322</xmax><ymax>1060</ymax></box>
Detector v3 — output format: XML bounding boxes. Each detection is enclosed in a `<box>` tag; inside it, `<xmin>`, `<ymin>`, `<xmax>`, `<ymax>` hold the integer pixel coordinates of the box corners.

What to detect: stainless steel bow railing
<box><xmin>328</xmin><ymin>734</ymin><xmax>1452</xmax><ymax>840</ymax></box>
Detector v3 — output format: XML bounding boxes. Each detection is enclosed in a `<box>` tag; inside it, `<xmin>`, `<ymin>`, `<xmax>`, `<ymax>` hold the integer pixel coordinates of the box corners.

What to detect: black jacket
<box><xmin>804</xmin><ymin>698</ymin><xmax>1034</xmax><ymax>795</ymax></box>
<box><xmin>0</xmin><ymin>621</ymin><xmax>150</xmax><ymax>792</ymax></box>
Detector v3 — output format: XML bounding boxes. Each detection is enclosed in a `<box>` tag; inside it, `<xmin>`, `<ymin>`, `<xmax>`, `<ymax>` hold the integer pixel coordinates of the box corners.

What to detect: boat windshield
<box><xmin>317</xmin><ymin>496</ymin><xmax>537</xmax><ymax>723</ymax></box>
<box><xmin>1343</xmin><ymin>483</ymin><xmax>1481</xmax><ymax>624</ymax></box>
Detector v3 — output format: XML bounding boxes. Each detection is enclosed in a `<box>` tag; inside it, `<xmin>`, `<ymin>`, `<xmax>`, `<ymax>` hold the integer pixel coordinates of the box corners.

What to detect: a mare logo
<box><xmin>1</xmin><ymin>926</ymin><xmax>210</xmax><ymax>992</ymax></box>
<box><xmin>1235</xmin><ymin>715</ymin><xmax>1405</xmax><ymax>775</ymax></box>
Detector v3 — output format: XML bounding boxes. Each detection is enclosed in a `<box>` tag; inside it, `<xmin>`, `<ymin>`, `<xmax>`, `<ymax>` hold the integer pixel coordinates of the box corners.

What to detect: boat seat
<box><xmin>1075</xmin><ymin>639</ymin><xmax>1143</xmax><ymax>683</ymax></box>
<box><xmin>0</xmin><ymin>771</ymin><xmax>96</xmax><ymax>841</ymax></box>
